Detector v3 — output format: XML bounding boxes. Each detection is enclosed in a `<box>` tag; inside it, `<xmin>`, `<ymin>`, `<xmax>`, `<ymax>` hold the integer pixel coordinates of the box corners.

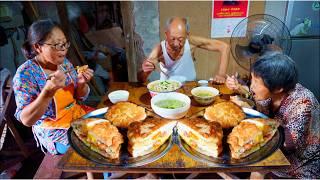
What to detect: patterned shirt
<box><xmin>13</xmin><ymin>58</ymin><xmax>79</xmax><ymax>155</ymax></box>
<box><xmin>256</xmin><ymin>83</ymin><xmax>320</xmax><ymax>178</ymax></box>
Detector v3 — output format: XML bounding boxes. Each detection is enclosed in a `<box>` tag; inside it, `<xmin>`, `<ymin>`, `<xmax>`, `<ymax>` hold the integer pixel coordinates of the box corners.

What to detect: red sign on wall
<box><xmin>213</xmin><ymin>1</ymin><xmax>249</xmax><ymax>18</ymax></box>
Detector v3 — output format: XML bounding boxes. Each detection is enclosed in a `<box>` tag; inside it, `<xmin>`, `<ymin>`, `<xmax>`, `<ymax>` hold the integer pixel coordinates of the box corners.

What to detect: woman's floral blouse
<box><xmin>13</xmin><ymin>58</ymin><xmax>78</xmax><ymax>154</ymax></box>
<box><xmin>256</xmin><ymin>83</ymin><xmax>320</xmax><ymax>178</ymax></box>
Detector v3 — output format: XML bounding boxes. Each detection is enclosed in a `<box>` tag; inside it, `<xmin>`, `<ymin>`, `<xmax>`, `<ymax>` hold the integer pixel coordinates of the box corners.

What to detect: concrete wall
<box><xmin>0</xmin><ymin>2</ymin><xmax>61</xmax><ymax>74</ymax></box>
<box><xmin>132</xmin><ymin>1</ymin><xmax>160</xmax><ymax>80</ymax></box>
<box><xmin>133</xmin><ymin>1</ymin><xmax>160</xmax><ymax>56</ymax></box>
<box><xmin>0</xmin><ymin>2</ymin><xmax>26</xmax><ymax>74</ymax></box>
<box><xmin>264</xmin><ymin>1</ymin><xmax>287</xmax><ymax>22</ymax></box>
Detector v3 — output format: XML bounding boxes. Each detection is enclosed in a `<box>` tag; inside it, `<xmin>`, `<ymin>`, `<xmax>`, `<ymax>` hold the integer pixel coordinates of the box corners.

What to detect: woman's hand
<box><xmin>76</xmin><ymin>67</ymin><xmax>93</xmax><ymax>99</ymax></box>
<box><xmin>43</xmin><ymin>70</ymin><xmax>66</xmax><ymax>97</ymax></box>
<box><xmin>226</xmin><ymin>75</ymin><xmax>251</xmax><ymax>98</ymax></box>
<box><xmin>77</xmin><ymin>67</ymin><xmax>94</xmax><ymax>85</ymax></box>
<box><xmin>226</xmin><ymin>75</ymin><xmax>240</xmax><ymax>92</ymax></box>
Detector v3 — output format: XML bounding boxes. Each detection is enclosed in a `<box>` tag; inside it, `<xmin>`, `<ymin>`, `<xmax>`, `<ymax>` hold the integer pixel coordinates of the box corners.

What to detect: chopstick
<box><xmin>63</xmin><ymin>68</ymin><xmax>76</xmax><ymax>74</ymax></box>
<box><xmin>46</xmin><ymin>67</ymin><xmax>79</xmax><ymax>81</ymax></box>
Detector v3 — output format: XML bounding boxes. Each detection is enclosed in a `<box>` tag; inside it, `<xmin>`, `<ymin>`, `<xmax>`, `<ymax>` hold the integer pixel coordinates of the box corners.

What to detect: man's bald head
<box><xmin>164</xmin><ymin>17</ymin><xmax>190</xmax><ymax>53</ymax></box>
<box><xmin>165</xmin><ymin>17</ymin><xmax>190</xmax><ymax>33</ymax></box>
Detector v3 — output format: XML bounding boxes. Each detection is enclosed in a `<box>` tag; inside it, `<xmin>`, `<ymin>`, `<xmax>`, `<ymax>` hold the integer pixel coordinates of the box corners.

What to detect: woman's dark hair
<box><xmin>22</xmin><ymin>19</ymin><xmax>62</xmax><ymax>59</ymax></box>
<box><xmin>252</xmin><ymin>51</ymin><xmax>298</xmax><ymax>93</ymax></box>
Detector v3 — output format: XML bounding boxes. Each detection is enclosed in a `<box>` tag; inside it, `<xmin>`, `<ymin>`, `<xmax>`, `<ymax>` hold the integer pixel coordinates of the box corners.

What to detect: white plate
<box><xmin>82</xmin><ymin>107</ymin><xmax>109</xmax><ymax>118</ymax></box>
<box><xmin>242</xmin><ymin>107</ymin><xmax>268</xmax><ymax>118</ymax></box>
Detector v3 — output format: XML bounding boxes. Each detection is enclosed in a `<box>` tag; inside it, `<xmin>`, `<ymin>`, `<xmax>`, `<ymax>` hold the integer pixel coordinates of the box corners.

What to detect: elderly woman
<box><xmin>226</xmin><ymin>52</ymin><xmax>319</xmax><ymax>178</ymax></box>
<box><xmin>13</xmin><ymin>19</ymin><xmax>94</xmax><ymax>155</ymax></box>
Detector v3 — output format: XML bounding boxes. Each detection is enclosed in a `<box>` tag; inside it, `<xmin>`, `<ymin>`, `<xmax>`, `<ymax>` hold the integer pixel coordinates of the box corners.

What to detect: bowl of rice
<box><xmin>147</xmin><ymin>80</ymin><xmax>182</xmax><ymax>97</ymax></box>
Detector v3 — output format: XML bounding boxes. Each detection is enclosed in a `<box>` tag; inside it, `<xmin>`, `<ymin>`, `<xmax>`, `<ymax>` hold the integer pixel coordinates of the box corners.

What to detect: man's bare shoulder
<box><xmin>147</xmin><ymin>43</ymin><xmax>165</xmax><ymax>63</ymax></box>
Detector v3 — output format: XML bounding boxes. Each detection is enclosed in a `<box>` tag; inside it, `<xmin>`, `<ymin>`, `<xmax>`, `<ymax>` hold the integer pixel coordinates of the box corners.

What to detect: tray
<box><xmin>176</xmin><ymin>108</ymin><xmax>284</xmax><ymax>166</ymax></box>
<box><xmin>68</xmin><ymin>107</ymin><xmax>173</xmax><ymax>167</ymax></box>
<box><xmin>69</xmin><ymin>106</ymin><xmax>282</xmax><ymax>167</ymax></box>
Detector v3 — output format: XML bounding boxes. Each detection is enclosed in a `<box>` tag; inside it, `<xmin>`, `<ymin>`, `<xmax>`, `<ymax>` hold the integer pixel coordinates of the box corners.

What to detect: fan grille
<box><xmin>230</xmin><ymin>14</ymin><xmax>291</xmax><ymax>71</ymax></box>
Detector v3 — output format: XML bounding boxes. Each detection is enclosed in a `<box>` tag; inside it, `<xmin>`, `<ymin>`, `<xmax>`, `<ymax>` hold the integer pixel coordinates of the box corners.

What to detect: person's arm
<box><xmin>20</xmin><ymin>88</ymin><xmax>55</xmax><ymax>126</ymax></box>
<box><xmin>17</xmin><ymin>70</ymin><xmax>66</xmax><ymax>127</ymax></box>
<box><xmin>280</xmin><ymin>97</ymin><xmax>316</xmax><ymax>152</ymax></box>
<box><xmin>189</xmin><ymin>35</ymin><xmax>230</xmax><ymax>83</ymax></box>
<box><xmin>138</xmin><ymin>43</ymin><xmax>162</xmax><ymax>82</ymax></box>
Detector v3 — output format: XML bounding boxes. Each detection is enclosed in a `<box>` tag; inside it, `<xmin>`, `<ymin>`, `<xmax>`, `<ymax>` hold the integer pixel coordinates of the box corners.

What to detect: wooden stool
<box><xmin>0</xmin><ymin>76</ymin><xmax>33</xmax><ymax>171</ymax></box>
<box><xmin>33</xmin><ymin>154</ymin><xmax>63</xmax><ymax>179</ymax></box>
<box><xmin>34</xmin><ymin>154</ymin><xmax>88</xmax><ymax>179</ymax></box>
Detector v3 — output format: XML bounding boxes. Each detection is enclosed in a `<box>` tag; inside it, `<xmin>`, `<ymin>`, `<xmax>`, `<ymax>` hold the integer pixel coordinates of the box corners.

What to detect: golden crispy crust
<box><xmin>204</xmin><ymin>101</ymin><xmax>246</xmax><ymax>128</ymax></box>
<box><xmin>72</xmin><ymin>118</ymin><xmax>124</xmax><ymax>159</ymax></box>
<box><xmin>127</xmin><ymin>118</ymin><xmax>173</xmax><ymax>139</ymax></box>
<box><xmin>177</xmin><ymin>118</ymin><xmax>223</xmax><ymax>157</ymax></box>
<box><xmin>242</xmin><ymin>118</ymin><xmax>279</xmax><ymax>144</ymax></box>
<box><xmin>127</xmin><ymin>118</ymin><xmax>176</xmax><ymax>157</ymax></box>
<box><xmin>228</xmin><ymin>122</ymin><xmax>262</xmax><ymax>147</ymax></box>
<box><xmin>105</xmin><ymin>102</ymin><xmax>146</xmax><ymax>128</ymax></box>
<box><xmin>89</xmin><ymin>121</ymin><xmax>124</xmax><ymax>147</ymax></box>
<box><xmin>77</xmin><ymin>65</ymin><xmax>89</xmax><ymax>73</ymax></box>
<box><xmin>227</xmin><ymin>118</ymin><xmax>279</xmax><ymax>159</ymax></box>
<box><xmin>178</xmin><ymin>118</ymin><xmax>223</xmax><ymax>140</ymax></box>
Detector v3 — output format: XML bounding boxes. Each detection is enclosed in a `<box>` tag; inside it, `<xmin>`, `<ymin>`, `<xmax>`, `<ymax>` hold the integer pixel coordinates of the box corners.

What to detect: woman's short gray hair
<box><xmin>165</xmin><ymin>17</ymin><xmax>190</xmax><ymax>33</ymax></box>
<box><xmin>252</xmin><ymin>51</ymin><xmax>298</xmax><ymax>93</ymax></box>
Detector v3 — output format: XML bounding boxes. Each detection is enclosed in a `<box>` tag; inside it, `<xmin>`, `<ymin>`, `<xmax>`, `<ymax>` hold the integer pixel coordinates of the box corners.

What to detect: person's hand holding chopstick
<box><xmin>226</xmin><ymin>73</ymin><xmax>251</xmax><ymax>98</ymax></box>
<box><xmin>44</xmin><ymin>70</ymin><xmax>66</xmax><ymax>97</ymax></box>
<box><xmin>142</xmin><ymin>58</ymin><xmax>169</xmax><ymax>78</ymax></box>
<box><xmin>142</xmin><ymin>59</ymin><xmax>156</xmax><ymax>73</ymax></box>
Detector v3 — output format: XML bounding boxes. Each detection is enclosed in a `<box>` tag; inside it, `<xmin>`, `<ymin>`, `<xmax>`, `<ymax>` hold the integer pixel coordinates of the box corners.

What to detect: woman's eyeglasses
<box><xmin>41</xmin><ymin>41</ymin><xmax>71</xmax><ymax>51</ymax></box>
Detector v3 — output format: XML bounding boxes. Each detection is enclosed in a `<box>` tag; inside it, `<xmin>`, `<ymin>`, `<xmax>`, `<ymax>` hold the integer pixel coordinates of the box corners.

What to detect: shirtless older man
<box><xmin>140</xmin><ymin>17</ymin><xmax>230</xmax><ymax>83</ymax></box>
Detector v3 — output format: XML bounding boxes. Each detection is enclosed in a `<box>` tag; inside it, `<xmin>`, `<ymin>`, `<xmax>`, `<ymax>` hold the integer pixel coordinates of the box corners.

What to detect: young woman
<box><xmin>13</xmin><ymin>19</ymin><xmax>94</xmax><ymax>155</ymax></box>
<box><xmin>226</xmin><ymin>52</ymin><xmax>319</xmax><ymax>178</ymax></box>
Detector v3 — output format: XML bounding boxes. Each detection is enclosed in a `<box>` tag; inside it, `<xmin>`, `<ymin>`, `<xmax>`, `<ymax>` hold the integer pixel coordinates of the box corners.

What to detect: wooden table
<box><xmin>57</xmin><ymin>82</ymin><xmax>290</xmax><ymax>175</ymax></box>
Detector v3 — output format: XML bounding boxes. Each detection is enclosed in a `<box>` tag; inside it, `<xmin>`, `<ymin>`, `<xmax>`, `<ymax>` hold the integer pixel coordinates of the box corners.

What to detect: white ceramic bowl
<box><xmin>191</xmin><ymin>86</ymin><xmax>219</xmax><ymax>105</ymax></box>
<box><xmin>147</xmin><ymin>79</ymin><xmax>182</xmax><ymax>97</ymax></box>
<box><xmin>151</xmin><ymin>92</ymin><xmax>191</xmax><ymax>119</ymax></box>
<box><xmin>108</xmin><ymin>90</ymin><xmax>129</xmax><ymax>104</ymax></box>
<box><xmin>197</xmin><ymin>80</ymin><xmax>209</xmax><ymax>86</ymax></box>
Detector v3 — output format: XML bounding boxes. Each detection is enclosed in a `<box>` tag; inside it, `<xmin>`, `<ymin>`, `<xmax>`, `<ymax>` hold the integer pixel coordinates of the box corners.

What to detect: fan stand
<box><xmin>248</xmin><ymin>57</ymin><xmax>253</xmax><ymax>83</ymax></box>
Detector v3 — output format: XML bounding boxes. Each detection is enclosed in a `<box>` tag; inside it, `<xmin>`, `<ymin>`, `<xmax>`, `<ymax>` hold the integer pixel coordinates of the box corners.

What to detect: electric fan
<box><xmin>230</xmin><ymin>14</ymin><xmax>292</xmax><ymax>71</ymax></box>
